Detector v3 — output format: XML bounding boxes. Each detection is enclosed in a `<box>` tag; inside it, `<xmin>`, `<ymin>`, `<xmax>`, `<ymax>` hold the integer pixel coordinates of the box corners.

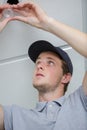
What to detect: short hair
<box><xmin>61</xmin><ymin>59</ymin><xmax>71</xmax><ymax>94</ymax></box>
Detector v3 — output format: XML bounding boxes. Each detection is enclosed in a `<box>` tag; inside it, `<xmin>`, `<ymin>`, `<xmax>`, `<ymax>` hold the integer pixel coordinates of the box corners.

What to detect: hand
<box><xmin>11</xmin><ymin>1</ymin><xmax>50</xmax><ymax>30</ymax></box>
<box><xmin>0</xmin><ymin>4</ymin><xmax>12</xmax><ymax>32</ymax></box>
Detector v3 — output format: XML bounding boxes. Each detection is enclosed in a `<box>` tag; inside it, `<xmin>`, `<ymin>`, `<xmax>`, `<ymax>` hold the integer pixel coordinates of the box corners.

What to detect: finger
<box><xmin>13</xmin><ymin>9</ymin><xmax>27</xmax><ymax>16</ymax></box>
<box><xmin>3</xmin><ymin>17</ymin><xmax>12</xmax><ymax>23</ymax></box>
<box><xmin>0</xmin><ymin>18</ymin><xmax>11</xmax><ymax>31</ymax></box>
<box><xmin>0</xmin><ymin>4</ymin><xmax>10</xmax><ymax>9</ymax></box>
<box><xmin>10</xmin><ymin>16</ymin><xmax>27</xmax><ymax>23</ymax></box>
<box><xmin>12</xmin><ymin>1</ymin><xmax>35</xmax><ymax>9</ymax></box>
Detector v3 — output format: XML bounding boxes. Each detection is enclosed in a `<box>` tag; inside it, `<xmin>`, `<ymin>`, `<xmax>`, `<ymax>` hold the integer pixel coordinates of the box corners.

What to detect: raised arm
<box><xmin>0</xmin><ymin>105</ymin><xmax>4</xmax><ymax>130</ymax></box>
<box><xmin>12</xmin><ymin>1</ymin><xmax>87</xmax><ymax>57</ymax></box>
<box><xmin>0</xmin><ymin>4</ymin><xmax>13</xmax><ymax>130</ymax></box>
<box><xmin>12</xmin><ymin>2</ymin><xmax>87</xmax><ymax>93</ymax></box>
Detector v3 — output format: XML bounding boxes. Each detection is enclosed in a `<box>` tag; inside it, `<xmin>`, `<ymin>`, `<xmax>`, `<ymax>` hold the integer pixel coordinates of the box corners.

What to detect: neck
<box><xmin>38</xmin><ymin>87</ymin><xmax>64</xmax><ymax>102</ymax></box>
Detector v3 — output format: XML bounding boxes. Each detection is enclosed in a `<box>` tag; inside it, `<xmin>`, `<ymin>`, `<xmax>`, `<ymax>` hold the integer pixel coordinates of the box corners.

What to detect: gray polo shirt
<box><xmin>3</xmin><ymin>86</ymin><xmax>87</xmax><ymax>130</ymax></box>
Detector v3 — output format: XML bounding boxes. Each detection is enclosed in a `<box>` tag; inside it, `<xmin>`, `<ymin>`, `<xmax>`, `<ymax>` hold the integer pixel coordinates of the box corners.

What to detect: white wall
<box><xmin>0</xmin><ymin>0</ymin><xmax>86</xmax><ymax>108</ymax></box>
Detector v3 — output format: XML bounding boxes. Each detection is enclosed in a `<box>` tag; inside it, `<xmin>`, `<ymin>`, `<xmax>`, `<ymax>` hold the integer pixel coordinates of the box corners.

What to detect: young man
<box><xmin>0</xmin><ymin>1</ymin><xmax>87</xmax><ymax>130</ymax></box>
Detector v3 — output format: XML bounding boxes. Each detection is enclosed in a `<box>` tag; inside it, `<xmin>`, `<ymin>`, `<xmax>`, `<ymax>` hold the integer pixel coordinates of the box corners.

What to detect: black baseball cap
<box><xmin>28</xmin><ymin>40</ymin><xmax>73</xmax><ymax>75</ymax></box>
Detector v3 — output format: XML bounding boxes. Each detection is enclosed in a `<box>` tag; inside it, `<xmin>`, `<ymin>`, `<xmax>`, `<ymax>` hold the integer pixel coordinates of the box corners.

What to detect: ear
<box><xmin>61</xmin><ymin>73</ymin><xmax>72</xmax><ymax>84</ymax></box>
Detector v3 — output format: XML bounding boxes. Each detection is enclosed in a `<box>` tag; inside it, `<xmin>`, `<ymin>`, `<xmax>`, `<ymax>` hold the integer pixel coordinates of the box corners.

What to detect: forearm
<box><xmin>42</xmin><ymin>17</ymin><xmax>87</xmax><ymax>57</ymax></box>
<box><xmin>11</xmin><ymin>1</ymin><xmax>87</xmax><ymax>58</ymax></box>
<box><xmin>0</xmin><ymin>105</ymin><xmax>5</xmax><ymax>130</ymax></box>
<box><xmin>0</xmin><ymin>23</ymin><xmax>4</xmax><ymax>32</ymax></box>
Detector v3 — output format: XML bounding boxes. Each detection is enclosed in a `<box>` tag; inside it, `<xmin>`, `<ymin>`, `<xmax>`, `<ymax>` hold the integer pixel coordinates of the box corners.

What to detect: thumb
<box><xmin>11</xmin><ymin>16</ymin><xmax>27</xmax><ymax>23</ymax></box>
<box><xmin>0</xmin><ymin>18</ymin><xmax>11</xmax><ymax>32</ymax></box>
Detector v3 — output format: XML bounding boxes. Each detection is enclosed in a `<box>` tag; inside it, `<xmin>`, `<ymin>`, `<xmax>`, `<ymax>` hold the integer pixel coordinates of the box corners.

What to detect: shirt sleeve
<box><xmin>80</xmin><ymin>86</ymin><xmax>87</xmax><ymax>111</ymax></box>
<box><xmin>3</xmin><ymin>105</ymin><xmax>13</xmax><ymax>130</ymax></box>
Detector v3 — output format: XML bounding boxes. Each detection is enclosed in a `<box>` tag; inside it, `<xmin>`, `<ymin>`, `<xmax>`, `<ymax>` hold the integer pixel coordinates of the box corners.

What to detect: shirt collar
<box><xmin>35</xmin><ymin>96</ymin><xmax>66</xmax><ymax>112</ymax></box>
<box><xmin>35</xmin><ymin>101</ymin><xmax>47</xmax><ymax>112</ymax></box>
<box><xmin>54</xmin><ymin>96</ymin><xmax>66</xmax><ymax>106</ymax></box>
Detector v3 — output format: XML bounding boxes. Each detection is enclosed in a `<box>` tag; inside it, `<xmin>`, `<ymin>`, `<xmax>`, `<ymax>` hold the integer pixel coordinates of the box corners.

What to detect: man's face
<box><xmin>32</xmin><ymin>51</ymin><xmax>64</xmax><ymax>93</ymax></box>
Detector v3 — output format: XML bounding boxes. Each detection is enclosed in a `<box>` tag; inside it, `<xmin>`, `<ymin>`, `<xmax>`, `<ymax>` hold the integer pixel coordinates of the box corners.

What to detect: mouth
<box><xmin>36</xmin><ymin>73</ymin><xmax>44</xmax><ymax>77</ymax></box>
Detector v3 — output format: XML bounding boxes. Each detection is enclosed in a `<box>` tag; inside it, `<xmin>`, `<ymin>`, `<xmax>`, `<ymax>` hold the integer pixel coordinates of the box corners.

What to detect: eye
<box><xmin>48</xmin><ymin>60</ymin><xmax>55</xmax><ymax>66</ymax></box>
<box><xmin>35</xmin><ymin>60</ymin><xmax>41</xmax><ymax>66</ymax></box>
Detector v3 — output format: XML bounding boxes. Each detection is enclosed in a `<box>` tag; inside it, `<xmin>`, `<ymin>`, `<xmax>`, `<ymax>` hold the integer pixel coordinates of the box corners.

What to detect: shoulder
<box><xmin>66</xmin><ymin>86</ymin><xmax>87</xmax><ymax>111</ymax></box>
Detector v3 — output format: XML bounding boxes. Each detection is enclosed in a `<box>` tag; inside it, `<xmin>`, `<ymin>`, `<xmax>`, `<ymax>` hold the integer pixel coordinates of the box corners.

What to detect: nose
<box><xmin>36</xmin><ymin>62</ymin><xmax>44</xmax><ymax>70</ymax></box>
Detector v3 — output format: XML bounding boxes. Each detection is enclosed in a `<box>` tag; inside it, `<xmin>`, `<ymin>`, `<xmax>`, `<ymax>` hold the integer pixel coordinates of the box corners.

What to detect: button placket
<box><xmin>46</xmin><ymin>102</ymin><xmax>55</xmax><ymax>120</ymax></box>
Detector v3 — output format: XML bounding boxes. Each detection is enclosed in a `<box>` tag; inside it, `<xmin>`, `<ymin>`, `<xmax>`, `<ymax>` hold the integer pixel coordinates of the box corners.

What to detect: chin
<box><xmin>33</xmin><ymin>83</ymin><xmax>47</xmax><ymax>92</ymax></box>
